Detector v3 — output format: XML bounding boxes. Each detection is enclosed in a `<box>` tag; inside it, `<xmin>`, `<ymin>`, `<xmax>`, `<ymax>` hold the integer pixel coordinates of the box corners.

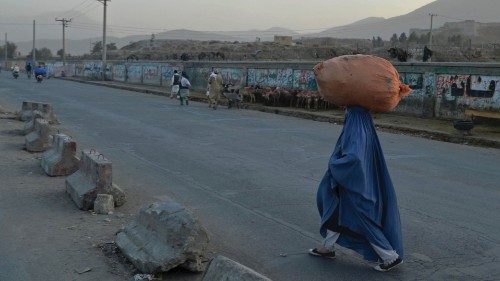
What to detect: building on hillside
<box><xmin>274</xmin><ymin>35</ymin><xmax>293</xmax><ymax>45</ymax></box>
<box><xmin>411</xmin><ymin>20</ymin><xmax>500</xmax><ymax>39</ymax></box>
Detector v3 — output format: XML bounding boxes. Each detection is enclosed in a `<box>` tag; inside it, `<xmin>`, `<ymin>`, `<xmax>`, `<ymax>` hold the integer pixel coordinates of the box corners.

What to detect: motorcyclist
<box><xmin>34</xmin><ymin>64</ymin><xmax>47</xmax><ymax>82</ymax></box>
<box><xmin>12</xmin><ymin>64</ymin><xmax>20</xmax><ymax>78</ymax></box>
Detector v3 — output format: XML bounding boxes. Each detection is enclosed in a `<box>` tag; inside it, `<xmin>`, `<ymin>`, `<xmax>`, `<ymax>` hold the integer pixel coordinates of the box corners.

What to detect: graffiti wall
<box><xmin>82</xmin><ymin>62</ymin><xmax>102</xmax><ymax>79</ymax></box>
<box><xmin>436</xmin><ymin>74</ymin><xmax>500</xmax><ymax>118</ymax></box>
<box><xmin>397</xmin><ymin>73</ymin><xmax>436</xmax><ymax>117</ymax></box>
<box><xmin>113</xmin><ymin>65</ymin><xmax>126</xmax><ymax>82</ymax></box>
<box><xmin>161</xmin><ymin>64</ymin><xmax>182</xmax><ymax>86</ymax></box>
<box><xmin>185</xmin><ymin>67</ymin><xmax>212</xmax><ymax>90</ymax></box>
<box><xmin>247</xmin><ymin>68</ymin><xmax>294</xmax><ymax>88</ymax></box>
<box><xmin>127</xmin><ymin>64</ymin><xmax>142</xmax><ymax>84</ymax></box>
<box><xmin>52</xmin><ymin>64</ymin><xmax>76</xmax><ymax>78</ymax></box>
<box><xmin>292</xmin><ymin>70</ymin><xmax>317</xmax><ymax>90</ymax></box>
<box><xmin>143</xmin><ymin>64</ymin><xmax>161</xmax><ymax>85</ymax></box>
<box><xmin>219</xmin><ymin>68</ymin><xmax>244</xmax><ymax>88</ymax></box>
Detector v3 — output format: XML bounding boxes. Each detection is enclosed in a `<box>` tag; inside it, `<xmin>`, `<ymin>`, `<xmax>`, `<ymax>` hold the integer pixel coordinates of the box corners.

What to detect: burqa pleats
<box><xmin>316</xmin><ymin>106</ymin><xmax>403</xmax><ymax>262</ymax></box>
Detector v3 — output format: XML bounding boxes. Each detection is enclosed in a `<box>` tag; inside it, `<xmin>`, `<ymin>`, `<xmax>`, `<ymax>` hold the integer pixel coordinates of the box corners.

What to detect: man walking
<box><xmin>208</xmin><ymin>69</ymin><xmax>223</xmax><ymax>110</ymax></box>
<box><xmin>310</xmin><ymin>106</ymin><xmax>404</xmax><ymax>272</ymax></box>
<box><xmin>170</xmin><ymin>70</ymin><xmax>181</xmax><ymax>99</ymax></box>
<box><xmin>179</xmin><ymin>71</ymin><xmax>191</xmax><ymax>106</ymax></box>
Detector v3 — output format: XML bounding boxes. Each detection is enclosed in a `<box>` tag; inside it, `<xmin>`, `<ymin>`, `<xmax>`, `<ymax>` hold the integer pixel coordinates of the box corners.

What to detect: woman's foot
<box><xmin>308</xmin><ymin>247</ymin><xmax>335</xmax><ymax>259</ymax></box>
<box><xmin>374</xmin><ymin>257</ymin><xmax>403</xmax><ymax>272</ymax></box>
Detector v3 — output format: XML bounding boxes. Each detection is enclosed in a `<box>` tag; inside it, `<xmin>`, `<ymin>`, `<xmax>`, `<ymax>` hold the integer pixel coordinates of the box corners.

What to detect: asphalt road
<box><xmin>1</xmin><ymin>73</ymin><xmax>499</xmax><ymax>281</ymax></box>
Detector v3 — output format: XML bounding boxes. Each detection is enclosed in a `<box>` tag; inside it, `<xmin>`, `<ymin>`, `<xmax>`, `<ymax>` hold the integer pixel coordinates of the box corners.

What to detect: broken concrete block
<box><xmin>66</xmin><ymin>149</ymin><xmax>126</xmax><ymax>210</ymax></box>
<box><xmin>22</xmin><ymin>110</ymin><xmax>43</xmax><ymax>135</ymax></box>
<box><xmin>94</xmin><ymin>194</ymin><xmax>115</xmax><ymax>214</ymax></box>
<box><xmin>25</xmin><ymin>118</ymin><xmax>55</xmax><ymax>152</ymax></box>
<box><xmin>19</xmin><ymin>101</ymin><xmax>59</xmax><ymax>124</ymax></box>
<box><xmin>41</xmin><ymin>134</ymin><xmax>79</xmax><ymax>176</ymax></box>
<box><xmin>115</xmin><ymin>201</ymin><xmax>209</xmax><ymax>274</ymax></box>
<box><xmin>202</xmin><ymin>256</ymin><xmax>272</xmax><ymax>281</ymax></box>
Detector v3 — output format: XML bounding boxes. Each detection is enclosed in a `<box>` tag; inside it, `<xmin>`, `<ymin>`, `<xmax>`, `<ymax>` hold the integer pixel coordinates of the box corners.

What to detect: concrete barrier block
<box><xmin>202</xmin><ymin>256</ymin><xmax>272</xmax><ymax>281</ymax></box>
<box><xmin>41</xmin><ymin>134</ymin><xmax>79</xmax><ymax>176</ymax></box>
<box><xmin>19</xmin><ymin>101</ymin><xmax>59</xmax><ymax>124</ymax></box>
<box><xmin>115</xmin><ymin>201</ymin><xmax>209</xmax><ymax>274</ymax></box>
<box><xmin>66</xmin><ymin>150</ymin><xmax>126</xmax><ymax>210</ymax></box>
<box><xmin>22</xmin><ymin>110</ymin><xmax>43</xmax><ymax>135</ymax></box>
<box><xmin>94</xmin><ymin>194</ymin><xmax>115</xmax><ymax>214</ymax></box>
<box><xmin>25</xmin><ymin>118</ymin><xmax>55</xmax><ymax>152</ymax></box>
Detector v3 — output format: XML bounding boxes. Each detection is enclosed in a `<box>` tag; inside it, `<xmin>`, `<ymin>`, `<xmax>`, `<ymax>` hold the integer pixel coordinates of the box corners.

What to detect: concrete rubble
<box><xmin>25</xmin><ymin>118</ymin><xmax>55</xmax><ymax>152</ymax></box>
<box><xmin>94</xmin><ymin>194</ymin><xmax>115</xmax><ymax>215</ymax></box>
<box><xmin>66</xmin><ymin>149</ymin><xmax>126</xmax><ymax>210</ymax></box>
<box><xmin>41</xmin><ymin>133</ymin><xmax>79</xmax><ymax>176</ymax></box>
<box><xmin>202</xmin><ymin>255</ymin><xmax>272</xmax><ymax>281</ymax></box>
<box><xmin>115</xmin><ymin>201</ymin><xmax>209</xmax><ymax>274</ymax></box>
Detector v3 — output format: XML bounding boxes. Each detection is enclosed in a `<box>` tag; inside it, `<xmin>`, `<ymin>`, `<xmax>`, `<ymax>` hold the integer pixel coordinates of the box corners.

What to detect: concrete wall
<box><xmin>44</xmin><ymin>60</ymin><xmax>500</xmax><ymax>119</ymax></box>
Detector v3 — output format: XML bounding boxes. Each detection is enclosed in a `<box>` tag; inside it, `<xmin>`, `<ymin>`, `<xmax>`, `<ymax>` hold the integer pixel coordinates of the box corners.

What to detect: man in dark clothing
<box><xmin>25</xmin><ymin>62</ymin><xmax>32</xmax><ymax>78</ymax></box>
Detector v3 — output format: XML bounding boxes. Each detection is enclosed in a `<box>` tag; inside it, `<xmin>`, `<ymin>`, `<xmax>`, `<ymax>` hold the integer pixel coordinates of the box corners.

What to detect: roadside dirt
<box><xmin>0</xmin><ymin>116</ymin><xmax>136</xmax><ymax>280</ymax></box>
<box><xmin>0</xmin><ymin>106</ymin><xmax>207</xmax><ymax>280</ymax></box>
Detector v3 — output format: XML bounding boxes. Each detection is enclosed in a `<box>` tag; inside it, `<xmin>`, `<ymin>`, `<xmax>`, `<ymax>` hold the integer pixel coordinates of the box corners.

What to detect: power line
<box><xmin>63</xmin><ymin>0</ymin><xmax>93</xmax><ymax>18</ymax></box>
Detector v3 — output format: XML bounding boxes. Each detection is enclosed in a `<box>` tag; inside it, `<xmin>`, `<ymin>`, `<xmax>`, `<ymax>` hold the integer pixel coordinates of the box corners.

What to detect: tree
<box><xmin>27</xmin><ymin>48</ymin><xmax>52</xmax><ymax>60</ymax></box>
<box><xmin>92</xmin><ymin>41</ymin><xmax>102</xmax><ymax>54</ymax></box>
<box><xmin>0</xmin><ymin>42</ymin><xmax>18</xmax><ymax>59</ymax></box>
<box><xmin>107</xmin><ymin>43</ymin><xmax>117</xmax><ymax>51</ymax></box>
<box><xmin>38</xmin><ymin>47</ymin><xmax>52</xmax><ymax>59</ymax></box>
<box><xmin>408</xmin><ymin>32</ymin><xmax>418</xmax><ymax>43</ymax></box>
<box><xmin>372</xmin><ymin>36</ymin><xmax>384</xmax><ymax>48</ymax></box>
<box><xmin>92</xmin><ymin>41</ymin><xmax>117</xmax><ymax>54</ymax></box>
<box><xmin>399</xmin><ymin>32</ymin><xmax>407</xmax><ymax>44</ymax></box>
<box><xmin>390</xmin><ymin>33</ymin><xmax>399</xmax><ymax>45</ymax></box>
<box><xmin>57</xmin><ymin>49</ymin><xmax>63</xmax><ymax>57</ymax></box>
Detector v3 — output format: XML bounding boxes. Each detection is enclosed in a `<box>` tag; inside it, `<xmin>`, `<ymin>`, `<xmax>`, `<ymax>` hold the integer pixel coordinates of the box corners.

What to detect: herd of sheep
<box><xmin>241</xmin><ymin>85</ymin><xmax>332</xmax><ymax>110</ymax></box>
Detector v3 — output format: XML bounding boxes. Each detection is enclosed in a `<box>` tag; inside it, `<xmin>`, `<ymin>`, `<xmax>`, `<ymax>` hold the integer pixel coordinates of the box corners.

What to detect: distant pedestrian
<box><xmin>310</xmin><ymin>106</ymin><xmax>404</xmax><ymax>272</ymax></box>
<box><xmin>170</xmin><ymin>70</ymin><xmax>181</xmax><ymax>99</ymax></box>
<box><xmin>208</xmin><ymin>69</ymin><xmax>223</xmax><ymax>110</ymax></box>
<box><xmin>25</xmin><ymin>62</ymin><xmax>32</xmax><ymax>78</ymax></box>
<box><xmin>179</xmin><ymin>71</ymin><xmax>191</xmax><ymax>106</ymax></box>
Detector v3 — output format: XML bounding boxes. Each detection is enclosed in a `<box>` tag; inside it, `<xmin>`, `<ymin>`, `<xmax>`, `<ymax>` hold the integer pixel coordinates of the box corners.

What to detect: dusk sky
<box><xmin>2</xmin><ymin>0</ymin><xmax>436</xmax><ymax>34</ymax></box>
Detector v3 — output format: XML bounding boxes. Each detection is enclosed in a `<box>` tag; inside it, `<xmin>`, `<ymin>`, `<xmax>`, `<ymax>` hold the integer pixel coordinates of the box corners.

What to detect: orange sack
<box><xmin>313</xmin><ymin>55</ymin><xmax>411</xmax><ymax>112</ymax></box>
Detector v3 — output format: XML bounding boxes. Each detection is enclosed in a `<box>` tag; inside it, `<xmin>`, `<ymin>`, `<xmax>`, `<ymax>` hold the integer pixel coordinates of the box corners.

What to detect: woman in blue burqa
<box><xmin>310</xmin><ymin>106</ymin><xmax>404</xmax><ymax>272</ymax></box>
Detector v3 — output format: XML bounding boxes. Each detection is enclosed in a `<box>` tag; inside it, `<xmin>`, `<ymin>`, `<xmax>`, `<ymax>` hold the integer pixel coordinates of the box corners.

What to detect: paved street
<box><xmin>1</xmin><ymin>73</ymin><xmax>499</xmax><ymax>281</ymax></box>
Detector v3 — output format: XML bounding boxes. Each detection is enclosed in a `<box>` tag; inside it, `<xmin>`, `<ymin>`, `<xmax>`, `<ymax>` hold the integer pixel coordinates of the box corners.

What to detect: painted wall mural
<box><xmin>185</xmin><ymin>67</ymin><xmax>212</xmax><ymax>90</ymax></box>
<box><xmin>247</xmin><ymin>68</ymin><xmax>294</xmax><ymax>88</ymax></box>
<box><xmin>143</xmin><ymin>64</ymin><xmax>160</xmax><ymax>85</ymax></box>
<box><xmin>161</xmin><ymin>64</ymin><xmax>182</xmax><ymax>85</ymax></box>
<box><xmin>436</xmin><ymin>74</ymin><xmax>500</xmax><ymax>118</ymax></box>
<box><xmin>397</xmin><ymin>73</ymin><xmax>436</xmax><ymax>117</ymax></box>
<box><xmin>292</xmin><ymin>70</ymin><xmax>318</xmax><ymax>91</ymax></box>
<box><xmin>219</xmin><ymin>68</ymin><xmax>244</xmax><ymax>88</ymax></box>
<box><xmin>113</xmin><ymin>65</ymin><xmax>126</xmax><ymax>82</ymax></box>
<box><xmin>127</xmin><ymin>64</ymin><xmax>142</xmax><ymax>83</ymax></box>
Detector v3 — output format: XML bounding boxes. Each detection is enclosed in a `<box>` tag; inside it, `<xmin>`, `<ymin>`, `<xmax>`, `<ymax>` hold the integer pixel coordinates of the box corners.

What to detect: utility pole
<box><xmin>428</xmin><ymin>13</ymin><xmax>436</xmax><ymax>47</ymax></box>
<box><xmin>56</xmin><ymin>18</ymin><xmax>71</xmax><ymax>65</ymax></box>
<box><xmin>428</xmin><ymin>13</ymin><xmax>436</xmax><ymax>62</ymax></box>
<box><xmin>32</xmin><ymin>20</ymin><xmax>36</xmax><ymax>65</ymax></box>
<box><xmin>98</xmin><ymin>0</ymin><xmax>110</xmax><ymax>80</ymax></box>
<box><xmin>4</xmin><ymin>33</ymin><xmax>7</xmax><ymax>68</ymax></box>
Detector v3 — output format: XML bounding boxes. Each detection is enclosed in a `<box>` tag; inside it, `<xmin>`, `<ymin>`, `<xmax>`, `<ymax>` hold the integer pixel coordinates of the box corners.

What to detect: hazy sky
<box><xmin>2</xmin><ymin>0</ymin><xmax>436</xmax><ymax>34</ymax></box>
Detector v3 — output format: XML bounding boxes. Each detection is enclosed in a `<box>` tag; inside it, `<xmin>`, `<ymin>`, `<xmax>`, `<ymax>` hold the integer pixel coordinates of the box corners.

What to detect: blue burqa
<box><xmin>317</xmin><ymin>106</ymin><xmax>403</xmax><ymax>262</ymax></box>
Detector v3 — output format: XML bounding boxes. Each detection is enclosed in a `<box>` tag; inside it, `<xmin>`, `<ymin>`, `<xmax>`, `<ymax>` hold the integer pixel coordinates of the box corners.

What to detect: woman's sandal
<box><xmin>308</xmin><ymin>248</ymin><xmax>336</xmax><ymax>259</ymax></box>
